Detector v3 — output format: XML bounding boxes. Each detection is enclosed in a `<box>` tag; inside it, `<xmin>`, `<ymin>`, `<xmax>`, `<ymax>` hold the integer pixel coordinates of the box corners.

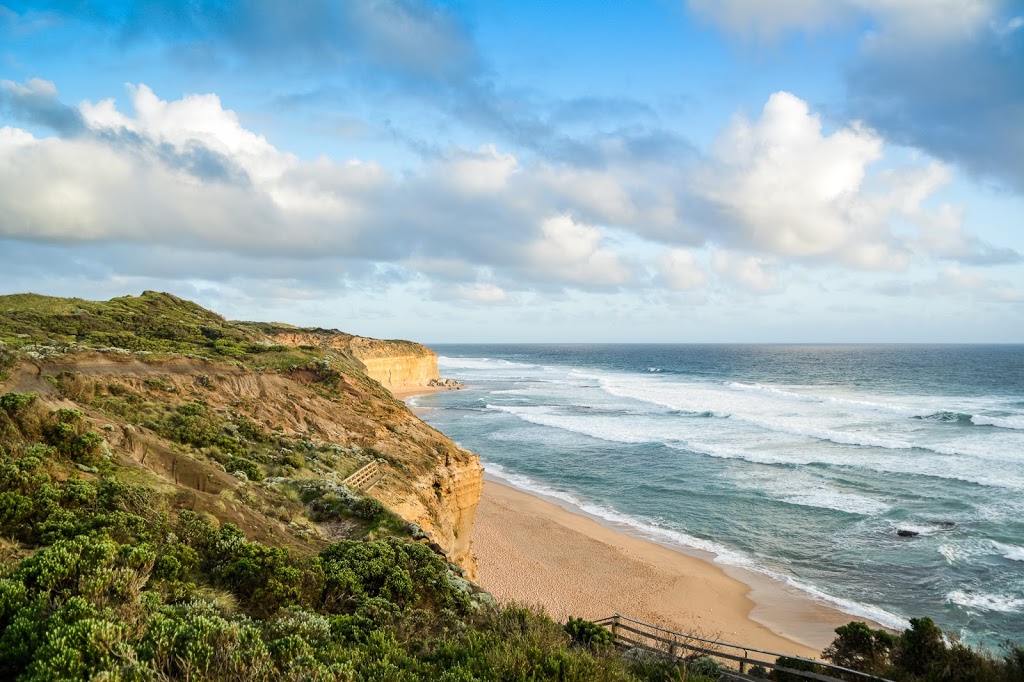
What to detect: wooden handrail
<box><xmin>594</xmin><ymin>614</ymin><xmax>892</xmax><ymax>682</ymax></box>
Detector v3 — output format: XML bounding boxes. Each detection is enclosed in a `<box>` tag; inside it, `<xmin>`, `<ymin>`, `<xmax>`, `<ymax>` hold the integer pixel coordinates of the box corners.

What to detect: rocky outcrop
<box><xmin>428</xmin><ymin>377</ymin><xmax>464</xmax><ymax>389</ymax></box>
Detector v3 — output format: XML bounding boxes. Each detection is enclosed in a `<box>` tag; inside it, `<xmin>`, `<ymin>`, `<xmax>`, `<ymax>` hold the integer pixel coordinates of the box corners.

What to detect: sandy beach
<box><xmin>400</xmin><ymin>387</ymin><xmax>871</xmax><ymax>659</ymax></box>
<box><xmin>390</xmin><ymin>384</ymin><xmax>453</xmax><ymax>400</ymax></box>
<box><xmin>477</xmin><ymin>479</ymin><xmax>861</xmax><ymax>659</ymax></box>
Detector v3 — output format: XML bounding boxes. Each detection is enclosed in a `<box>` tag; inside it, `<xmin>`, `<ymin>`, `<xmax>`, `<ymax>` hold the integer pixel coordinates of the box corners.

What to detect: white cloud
<box><xmin>712</xmin><ymin>251</ymin><xmax>781</xmax><ymax>294</ymax></box>
<box><xmin>436</xmin><ymin>144</ymin><xmax>518</xmax><ymax>195</ymax></box>
<box><xmin>453</xmin><ymin>282</ymin><xmax>508</xmax><ymax>302</ymax></box>
<box><xmin>0</xmin><ymin>80</ymin><xmax>1016</xmax><ymax>306</ymax></box>
<box><xmin>880</xmin><ymin>266</ymin><xmax>1022</xmax><ymax>302</ymax></box>
<box><xmin>1</xmin><ymin>77</ymin><xmax>57</xmax><ymax>98</ymax></box>
<box><xmin>658</xmin><ymin>248</ymin><xmax>707</xmax><ymax>290</ymax></box>
<box><xmin>692</xmin><ymin>91</ymin><xmax>1009</xmax><ymax>269</ymax></box>
<box><xmin>698</xmin><ymin>91</ymin><xmax>882</xmax><ymax>258</ymax></box>
<box><xmin>524</xmin><ymin>215</ymin><xmax>634</xmax><ymax>287</ymax></box>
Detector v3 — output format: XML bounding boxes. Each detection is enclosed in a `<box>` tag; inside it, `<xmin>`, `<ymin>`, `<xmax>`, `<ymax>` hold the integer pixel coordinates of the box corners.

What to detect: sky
<box><xmin>1</xmin><ymin>0</ymin><xmax>1022</xmax><ymax>342</ymax></box>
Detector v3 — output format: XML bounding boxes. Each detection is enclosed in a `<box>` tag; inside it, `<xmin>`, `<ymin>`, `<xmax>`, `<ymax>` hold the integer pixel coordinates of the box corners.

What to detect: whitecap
<box><xmin>992</xmin><ymin>541</ymin><xmax>1024</xmax><ymax>562</ymax></box>
<box><xmin>438</xmin><ymin>356</ymin><xmax>537</xmax><ymax>370</ymax></box>
<box><xmin>947</xmin><ymin>590</ymin><xmax>1024</xmax><ymax>613</ymax></box>
<box><xmin>971</xmin><ymin>414</ymin><xmax>1024</xmax><ymax>430</ymax></box>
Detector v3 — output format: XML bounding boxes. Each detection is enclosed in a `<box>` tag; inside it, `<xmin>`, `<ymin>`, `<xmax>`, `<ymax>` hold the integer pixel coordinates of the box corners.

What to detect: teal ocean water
<box><xmin>411</xmin><ymin>345</ymin><xmax>1024</xmax><ymax>646</ymax></box>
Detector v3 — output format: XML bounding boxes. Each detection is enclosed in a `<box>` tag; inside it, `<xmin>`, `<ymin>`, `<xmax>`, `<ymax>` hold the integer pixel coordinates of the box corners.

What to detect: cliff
<box><xmin>258</xmin><ymin>327</ymin><xmax>440</xmax><ymax>391</ymax></box>
<box><xmin>0</xmin><ymin>291</ymin><xmax>482</xmax><ymax>576</ymax></box>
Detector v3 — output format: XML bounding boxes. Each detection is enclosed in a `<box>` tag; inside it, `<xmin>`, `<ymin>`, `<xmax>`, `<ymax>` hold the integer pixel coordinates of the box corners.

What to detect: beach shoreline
<box><xmin>390</xmin><ymin>384</ymin><xmax>453</xmax><ymax>400</ymax></box>
<box><xmin>397</xmin><ymin>386</ymin><xmax>887</xmax><ymax>658</ymax></box>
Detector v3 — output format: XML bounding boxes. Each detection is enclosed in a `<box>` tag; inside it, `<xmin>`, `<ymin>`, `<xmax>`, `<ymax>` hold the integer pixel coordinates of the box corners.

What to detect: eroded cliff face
<box><xmin>3</xmin><ymin>346</ymin><xmax>480</xmax><ymax>576</ymax></box>
<box><xmin>269</xmin><ymin>330</ymin><xmax>440</xmax><ymax>390</ymax></box>
<box><xmin>385</xmin><ymin>450</ymin><xmax>483</xmax><ymax>577</ymax></box>
<box><xmin>356</xmin><ymin>354</ymin><xmax>438</xmax><ymax>390</ymax></box>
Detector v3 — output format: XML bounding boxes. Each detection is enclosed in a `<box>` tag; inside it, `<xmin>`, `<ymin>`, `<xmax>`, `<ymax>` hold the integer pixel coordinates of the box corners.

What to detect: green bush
<box><xmin>0</xmin><ymin>392</ymin><xmax>37</xmax><ymax>415</ymax></box>
<box><xmin>823</xmin><ymin>620</ymin><xmax>895</xmax><ymax>673</ymax></box>
<box><xmin>225</xmin><ymin>456</ymin><xmax>263</xmax><ymax>482</ymax></box>
<box><xmin>565</xmin><ymin>617</ymin><xmax>614</xmax><ymax>648</ymax></box>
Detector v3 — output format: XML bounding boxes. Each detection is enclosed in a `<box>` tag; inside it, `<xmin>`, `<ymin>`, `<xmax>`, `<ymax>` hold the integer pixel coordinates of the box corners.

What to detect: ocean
<box><xmin>409</xmin><ymin>344</ymin><xmax>1024</xmax><ymax>647</ymax></box>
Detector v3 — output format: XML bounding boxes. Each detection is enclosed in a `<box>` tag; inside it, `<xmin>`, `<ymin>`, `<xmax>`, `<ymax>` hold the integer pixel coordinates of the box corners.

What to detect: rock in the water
<box><xmin>897</xmin><ymin>529</ymin><xmax>920</xmax><ymax>537</ymax></box>
<box><xmin>428</xmin><ymin>377</ymin><xmax>464</xmax><ymax>389</ymax></box>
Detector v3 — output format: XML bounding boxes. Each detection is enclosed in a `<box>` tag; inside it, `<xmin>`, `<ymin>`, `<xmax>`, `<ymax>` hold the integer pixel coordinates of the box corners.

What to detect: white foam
<box><xmin>486</xmin><ymin>403</ymin><xmax>664</xmax><ymax>445</ymax></box>
<box><xmin>992</xmin><ymin>541</ymin><xmax>1024</xmax><ymax>562</ymax></box>
<box><xmin>939</xmin><ymin>544</ymin><xmax>961</xmax><ymax>565</ymax></box>
<box><xmin>728</xmin><ymin>469</ymin><xmax>891</xmax><ymax>515</ymax></box>
<box><xmin>935</xmin><ymin>538</ymin><xmax>999</xmax><ymax>565</ymax></box>
<box><xmin>665</xmin><ymin>439</ymin><xmax>1024</xmax><ymax>492</ymax></box>
<box><xmin>780</xmin><ymin>488</ymin><xmax>892</xmax><ymax>516</ymax></box>
<box><xmin>972</xmin><ymin>414</ymin><xmax>1024</xmax><ymax>430</ymax></box>
<box><xmin>947</xmin><ymin>590</ymin><xmax>1024</xmax><ymax>613</ymax></box>
<box><xmin>438</xmin><ymin>356</ymin><xmax>537</xmax><ymax>371</ymax></box>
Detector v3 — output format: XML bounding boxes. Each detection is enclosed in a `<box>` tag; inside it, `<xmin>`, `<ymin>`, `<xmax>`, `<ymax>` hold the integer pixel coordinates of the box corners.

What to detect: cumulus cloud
<box><xmin>657</xmin><ymin>249</ymin><xmax>707</xmax><ymax>290</ymax></box>
<box><xmin>0</xmin><ymin>77</ymin><xmax>85</xmax><ymax>134</ymax></box>
<box><xmin>523</xmin><ymin>215</ymin><xmax>635</xmax><ymax>287</ymax></box>
<box><xmin>690</xmin><ymin>91</ymin><xmax>1014</xmax><ymax>268</ymax></box>
<box><xmin>712</xmin><ymin>251</ymin><xmax>782</xmax><ymax>294</ymax></box>
<box><xmin>0</xmin><ymin>80</ymin><xmax>1016</xmax><ymax>305</ymax></box>
<box><xmin>689</xmin><ymin>0</ymin><xmax>1024</xmax><ymax>194</ymax></box>
<box><xmin>0</xmin><ymin>80</ymin><xmax>649</xmax><ymax>293</ymax></box>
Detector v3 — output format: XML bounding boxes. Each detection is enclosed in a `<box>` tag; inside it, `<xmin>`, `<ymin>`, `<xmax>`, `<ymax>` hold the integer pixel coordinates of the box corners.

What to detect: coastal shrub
<box><xmin>351</xmin><ymin>494</ymin><xmax>385</xmax><ymax>521</ymax></box>
<box><xmin>0</xmin><ymin>392</ymin><xmax>37</xmax><ymax>416</ymax></box>
<box><xmin>823</xmin><ymin>620</ymin><xmax>895</xmax><ymax>673</ymax></box>
<box><xmin>226</xmin><ymin>456</ymin><xmax>263</xmax><ymax>482</ymax></box>
<box><xmin>565</xmin><ymin>616</ymin><xmax>614</xmax><ymax>648</ymax></box>
<box><xmin>894</xmin><ymin>617</ymin><xmax>947</xmax><ymax>678</ymax></box>
<box><xmin>687</xmin><ymin>655</ymin><xmax>724</xmax><ymax>679</ymax></box>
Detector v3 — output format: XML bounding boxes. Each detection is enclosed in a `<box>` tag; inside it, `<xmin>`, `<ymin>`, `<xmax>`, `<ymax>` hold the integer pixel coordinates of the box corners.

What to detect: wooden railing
<box><xmin>594</xmin><ymin>614</ymin><xmax>892</xmax><ymax>682</ymax></box>
<box><xmin>342</xmin><ymin>460</ymin><xmax>385</xmax><ymax>491</ymax></box>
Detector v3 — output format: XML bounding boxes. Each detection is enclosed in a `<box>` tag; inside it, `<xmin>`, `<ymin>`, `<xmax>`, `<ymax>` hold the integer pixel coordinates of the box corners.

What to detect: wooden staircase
<box><xmin>342</xmin><ymin>460</ymin><xmax>386</xmax><ymax>491</ymax></box>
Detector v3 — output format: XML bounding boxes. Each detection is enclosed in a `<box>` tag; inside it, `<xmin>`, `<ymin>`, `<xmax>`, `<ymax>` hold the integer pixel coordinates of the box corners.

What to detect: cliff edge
<box><xmin>253</xmin><ymin>325</ymin><xmax>441</xmax><ymax>392</ymax></box>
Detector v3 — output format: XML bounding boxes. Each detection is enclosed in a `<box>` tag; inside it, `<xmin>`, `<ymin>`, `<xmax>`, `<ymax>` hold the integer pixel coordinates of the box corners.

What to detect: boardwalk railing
<box><xmin>342</xmin><ymin>460</ymin><xmax>386</xmax><ymax>491</ymax></box>
<box><xmin>593</xmin><ymin>614</ymin><xmax>892</xmax><ymax>682</ymax></box>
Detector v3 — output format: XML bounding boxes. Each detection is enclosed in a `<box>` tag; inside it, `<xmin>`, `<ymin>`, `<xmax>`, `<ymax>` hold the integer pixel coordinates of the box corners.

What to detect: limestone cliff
<box><xmin>265</xmin><ymin>328</ymin><xmax>440</xmax><ymax>391</ymax></box>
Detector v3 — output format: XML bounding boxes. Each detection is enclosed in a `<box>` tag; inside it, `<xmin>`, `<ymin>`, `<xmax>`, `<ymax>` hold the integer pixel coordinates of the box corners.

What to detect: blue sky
<box><xmin>1</xmin><ymin>0</ymin><xmax>1022</xmax><ymax>342</ymax></box>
